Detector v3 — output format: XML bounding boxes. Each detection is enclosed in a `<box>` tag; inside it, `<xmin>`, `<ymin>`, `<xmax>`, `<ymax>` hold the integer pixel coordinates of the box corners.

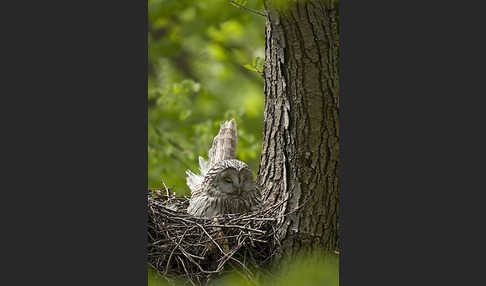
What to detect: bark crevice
<box><xmin>258</xmin><ymin>0</ymin><xmax>339</xmax><ymax>257</ymax></box>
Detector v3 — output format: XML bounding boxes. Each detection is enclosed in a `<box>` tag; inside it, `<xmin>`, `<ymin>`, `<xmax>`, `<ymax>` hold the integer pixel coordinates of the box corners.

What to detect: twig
<box><xmin>212</xmin><ymin>224</ymin><xmax>266</xmax><ymax>234</ymax></box>
<box><xmin>165</xmin><ymin>227</ymin><xmax>191</xmax><ymax>275</ymax></box>
<box><xmin>228</xmin><ymin>0</ymin><xmax>266</xmax><ymax>17</ymax></box>
<box><xmin>161</xmin><ymin>178</ymin><xmax>170</xmax><ymax>196</ymax></box>
<box><xmin>147</xmin><ymin>190</ymin><xmax>282</xmax><ymax>284</ymax></box>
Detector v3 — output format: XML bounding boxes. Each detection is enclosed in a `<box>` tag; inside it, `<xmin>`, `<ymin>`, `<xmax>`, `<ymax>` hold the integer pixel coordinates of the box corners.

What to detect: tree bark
<box><xmin>258</xmin><ymin>0</ymin><xmax>339</xmax><ymax>258</ymax></box>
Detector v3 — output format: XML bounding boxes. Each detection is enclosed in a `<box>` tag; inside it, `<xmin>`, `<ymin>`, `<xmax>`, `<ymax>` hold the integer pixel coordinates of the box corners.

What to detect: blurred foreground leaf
<box><xmin>148</xmin><ymin>252</ymin><xmax>339</xmax><ymax>286</ymax></box>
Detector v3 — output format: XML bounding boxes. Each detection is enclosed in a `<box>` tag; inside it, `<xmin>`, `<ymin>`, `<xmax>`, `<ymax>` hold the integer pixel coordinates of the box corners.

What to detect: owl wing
<box><xmin>185</xmin><ymin>156</ymin><xmax>210</xmax><ymax>194</ymax></box>
<box><xmin>198</xmin><ymin>156</ymin><xmax>210</xmax><ymax>176</ymax></box>
<box><xmin>250</xmin><ymin>184</ymin><xmax>263</xmax><ymax>211</ymax></box>
<box><xmin>185</xmin><ymin>169</ymin><xmax>203</xmax><ymax>193</ymax></box>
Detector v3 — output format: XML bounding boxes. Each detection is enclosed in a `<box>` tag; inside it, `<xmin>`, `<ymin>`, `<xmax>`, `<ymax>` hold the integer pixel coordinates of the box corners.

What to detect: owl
<box><xmin>186</xmin><ymin>119</ymin><xmax>262</xmax><ymax>217</ymax></box>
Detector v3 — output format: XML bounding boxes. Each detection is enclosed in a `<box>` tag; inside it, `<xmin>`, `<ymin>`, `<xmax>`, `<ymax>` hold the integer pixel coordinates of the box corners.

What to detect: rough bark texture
<box><xmin>258</xmin><ymin>0</ymin><xmax>339</xmax><ymax>258</ymax></box>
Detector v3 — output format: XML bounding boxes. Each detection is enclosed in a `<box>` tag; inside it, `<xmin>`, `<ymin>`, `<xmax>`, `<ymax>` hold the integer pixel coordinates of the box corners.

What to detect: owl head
<box><xmin>187</xmin><ymin>158</ymin><xmax>261</xmax><ymax>217</ymax></box>
<box><xmin>203</xmin><ymin>159</ymin><xmax>257</xmax><ymax>199</ymax></box>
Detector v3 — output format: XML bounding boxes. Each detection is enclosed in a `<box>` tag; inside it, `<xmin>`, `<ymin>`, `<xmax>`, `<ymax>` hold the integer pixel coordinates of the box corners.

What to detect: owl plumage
<box><xmin>186</xmin><ymin>119</ymin><xmax>262</xmax><ymax>217</ymax></box>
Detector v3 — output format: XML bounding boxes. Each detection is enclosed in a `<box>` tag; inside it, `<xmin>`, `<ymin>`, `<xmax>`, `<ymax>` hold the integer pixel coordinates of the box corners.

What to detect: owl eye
<box><xmin>223</xmin><ymin>177</ymin><xmax>232</xmax><ymax>184</ymax></box>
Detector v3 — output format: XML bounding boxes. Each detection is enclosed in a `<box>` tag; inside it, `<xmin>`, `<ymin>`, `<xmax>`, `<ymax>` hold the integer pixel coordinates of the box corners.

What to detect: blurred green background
<box><xmin>149</xmin><ymin>0</ymin><xmax>266</xmax><ymax>194</ymax></box>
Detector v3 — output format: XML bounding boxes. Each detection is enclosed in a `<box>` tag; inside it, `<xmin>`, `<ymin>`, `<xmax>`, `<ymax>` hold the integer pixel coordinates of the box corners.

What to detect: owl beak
<box><xmin>237</xmin><ymin>188</ymin><xmax>241</xmax><ymax>195</ymax></box>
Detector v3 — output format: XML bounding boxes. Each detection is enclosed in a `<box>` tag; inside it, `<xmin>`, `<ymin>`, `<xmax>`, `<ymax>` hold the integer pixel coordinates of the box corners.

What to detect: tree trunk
<box><xmin>257</xmin><ymin>0</ymin><xmax>339</xmax><ymax>258</ymax></box>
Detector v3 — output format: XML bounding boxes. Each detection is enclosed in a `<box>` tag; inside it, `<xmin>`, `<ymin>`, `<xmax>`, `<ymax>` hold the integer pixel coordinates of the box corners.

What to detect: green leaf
<box><xmin>243</xmin><ymin>64</ymin><xmax>257</xmax><ymax>71</ymax></box>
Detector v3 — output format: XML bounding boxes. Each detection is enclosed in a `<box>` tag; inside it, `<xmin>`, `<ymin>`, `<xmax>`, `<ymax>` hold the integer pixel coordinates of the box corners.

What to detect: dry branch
<box><xmin>147</xmin><ymin>189</ymin><xmax>283</xmax><ymax>285</ymax></box>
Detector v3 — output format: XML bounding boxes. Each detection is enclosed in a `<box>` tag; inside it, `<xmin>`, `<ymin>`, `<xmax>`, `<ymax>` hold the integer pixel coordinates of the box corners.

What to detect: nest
<box><xmin>148</xmin><ymin>189</ymin><xmax>283</xmax><ymax>285</ymax></box>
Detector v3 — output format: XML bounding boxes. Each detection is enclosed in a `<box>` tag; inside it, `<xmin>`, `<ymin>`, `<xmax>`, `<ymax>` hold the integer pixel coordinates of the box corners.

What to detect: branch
<box><xmin>228</xmin><ymin>0</ymin><xmax>267</xmax><ymax>17</ymax></box>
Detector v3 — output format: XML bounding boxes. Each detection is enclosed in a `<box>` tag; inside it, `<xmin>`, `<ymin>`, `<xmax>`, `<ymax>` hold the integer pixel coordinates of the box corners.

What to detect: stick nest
<box><xmin>148</xmin><ymin>189</ymin><xmax>282</xmax><ymax>285</ymax></box>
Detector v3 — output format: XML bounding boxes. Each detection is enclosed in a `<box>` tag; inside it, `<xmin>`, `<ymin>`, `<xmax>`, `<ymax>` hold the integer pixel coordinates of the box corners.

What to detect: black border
<box><xmin>340</xmin><ymin>1</ymin><xmax>485</xmax><ymax>284</ymax></box>
<box><xmin>3</xmin><ymin>1</ymin><xmax>148</xmax><ymax>284</ymax></box>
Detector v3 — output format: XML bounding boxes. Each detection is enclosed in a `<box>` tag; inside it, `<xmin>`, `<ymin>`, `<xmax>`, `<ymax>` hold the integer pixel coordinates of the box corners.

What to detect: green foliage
<box><xmin>243</xmin><ymin>56</ymin><xmax>264</xmax><ymax>74</ymax></box>
<box><xmin>148</xmin><ymin>252</ymin><xmax>339</xmax><ymax>286</ymax></box>
<box><xmin>149</xmin><ymin>0</ymin><xmax>266</xmax><ymax>194</ymax></box>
